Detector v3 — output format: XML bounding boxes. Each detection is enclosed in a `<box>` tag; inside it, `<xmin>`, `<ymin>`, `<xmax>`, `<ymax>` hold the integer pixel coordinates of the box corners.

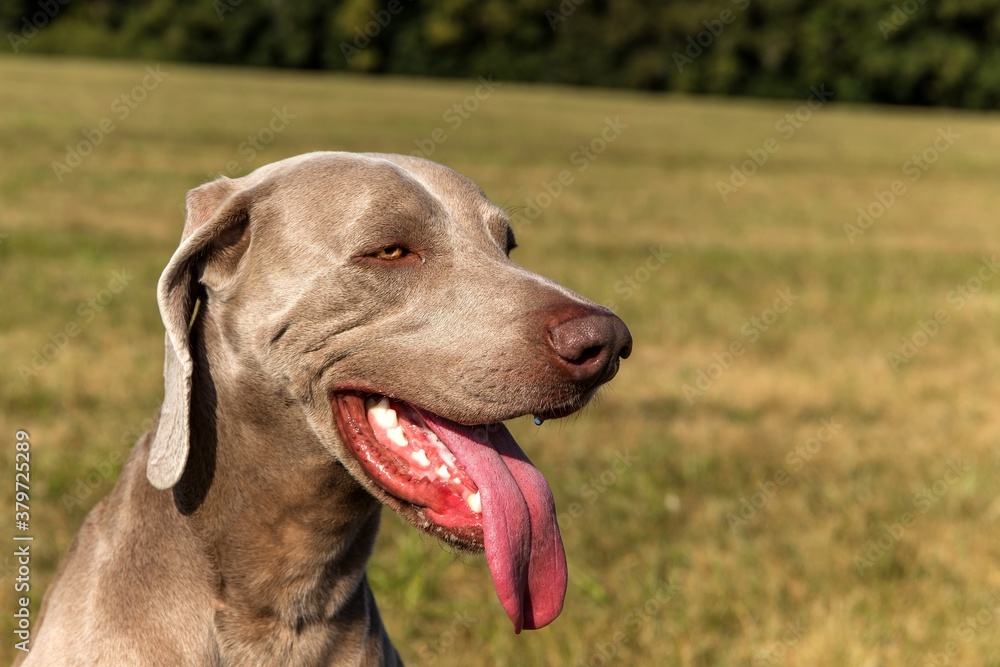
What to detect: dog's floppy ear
<box><xmin>147</xmin><ymin>178</ymin><xmax>252</xmax><ymax>489</ymax></box>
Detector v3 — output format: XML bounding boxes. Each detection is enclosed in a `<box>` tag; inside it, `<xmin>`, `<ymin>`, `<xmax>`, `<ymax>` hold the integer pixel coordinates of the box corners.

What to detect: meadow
<box><xmin>2</xmin><ymin>55</ymin><xmax>1000</xmax><ymax>666</ymax></box>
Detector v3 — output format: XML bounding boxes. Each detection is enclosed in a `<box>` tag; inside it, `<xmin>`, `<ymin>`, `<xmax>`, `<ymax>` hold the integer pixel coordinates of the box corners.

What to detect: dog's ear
<box><xmin>147</xmin><ymin>178</ymin><xmax>253</xmax><ymax>490</ymax></box>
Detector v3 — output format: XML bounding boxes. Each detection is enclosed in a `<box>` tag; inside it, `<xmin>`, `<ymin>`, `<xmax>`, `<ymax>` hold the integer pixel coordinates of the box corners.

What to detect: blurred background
<box><xmin>2</xmin><ymin>1</ymin><xmax>1000</xmax><ymax>665</ymax></box>
<box><xmin>5</xmin><ymin>0</ymin><xmax>1000</xmax><ymax>107</ymax></box>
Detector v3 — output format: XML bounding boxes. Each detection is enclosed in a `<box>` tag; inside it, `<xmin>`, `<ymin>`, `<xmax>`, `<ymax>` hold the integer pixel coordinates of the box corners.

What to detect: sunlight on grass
<box><xmin>2</xmin><ymin>55</ymin><xmax>999</xmax><ymax>666</ymax></box>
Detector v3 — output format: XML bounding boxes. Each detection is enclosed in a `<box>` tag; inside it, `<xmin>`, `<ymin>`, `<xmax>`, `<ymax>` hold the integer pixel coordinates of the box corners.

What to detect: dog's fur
<box><xmin>19</xmin><ymin>153</ymin><xmax>631</xmax><ymax>666</ymax></box>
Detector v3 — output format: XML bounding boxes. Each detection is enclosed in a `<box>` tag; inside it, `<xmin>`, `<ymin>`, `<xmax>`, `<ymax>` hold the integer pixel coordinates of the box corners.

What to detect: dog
<box><xmin>20</xmin><ymin>152</ymin><xmax>632</xmax><ymax>666</ymax></box>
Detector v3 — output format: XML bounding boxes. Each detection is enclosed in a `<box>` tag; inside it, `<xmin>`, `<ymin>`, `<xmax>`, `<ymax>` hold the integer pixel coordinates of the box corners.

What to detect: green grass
<box><xmin>3</xmin><ymin>55</ymin><xmax>1000</xmax><ymax>666</ymax></box>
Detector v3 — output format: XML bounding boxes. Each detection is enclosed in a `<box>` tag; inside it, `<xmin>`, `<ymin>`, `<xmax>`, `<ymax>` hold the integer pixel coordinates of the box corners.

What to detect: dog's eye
<box><xmin>371</xmin><ymin>246</ymin><xmax>408</xmax><ymax>260</ymax></box>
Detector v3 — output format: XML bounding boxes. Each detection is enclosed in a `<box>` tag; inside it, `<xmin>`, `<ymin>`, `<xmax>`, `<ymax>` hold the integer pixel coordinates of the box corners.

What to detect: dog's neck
<box><xmin>169</xmin><ymin>307</ymin><xmax>394</xmax><ymax>662</ymax></box>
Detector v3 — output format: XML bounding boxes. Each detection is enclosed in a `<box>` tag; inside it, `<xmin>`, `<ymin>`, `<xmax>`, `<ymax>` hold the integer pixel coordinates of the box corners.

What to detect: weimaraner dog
<box><xmin>20</xmin><ymin>152</ymin><xmax>631</xmax><ymax>666</ymax></box>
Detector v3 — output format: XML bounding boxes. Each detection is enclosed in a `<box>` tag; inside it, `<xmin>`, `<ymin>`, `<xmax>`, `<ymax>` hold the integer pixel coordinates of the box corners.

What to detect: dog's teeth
<box><xmin>439</xmin><ymin>449</ymin><xmax>457</xmax><ymax>467</ymax></box>
<box><xmin>366</xmin><ymin>396</ymin><xmax>388</xmax><ymax>410</ymax></box>
<box><xmin>368</xmin><ymin>400</ymin><xmax>399</xmax><ymax>430</ymax></box>
<box><xmin>386</xmin><ymin>426</ymin><xmax>408</xmax><ymax>447</ymax></box>
<box><xmin>435</xmin><ymin>465</ymin><xmax>450</xmax><ymax>480</ymax></box>
<box><xmin>378</xmin><ymin>409</ymin><xmax>399</xmax><ymax>429</ymax></box>
<box><xmin>466</xmin><ymin>492</ymin><xmax>481</xmax><ymax>513</ymax></box>
<box><xmin>413</xmin><ymin>449</ymin><xmax>430</xmax><ymax>467</ymax></box>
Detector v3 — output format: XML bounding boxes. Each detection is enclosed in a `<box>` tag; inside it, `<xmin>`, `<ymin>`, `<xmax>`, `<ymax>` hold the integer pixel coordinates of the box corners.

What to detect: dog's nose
<box><xmin>546</xmin><ymin>306</ymin><xmax>632</xmax><ymax>387</ymax></box>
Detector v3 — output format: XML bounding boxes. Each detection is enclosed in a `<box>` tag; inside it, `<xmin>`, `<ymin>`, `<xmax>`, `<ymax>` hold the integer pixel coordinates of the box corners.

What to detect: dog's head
<box><xmin>149</xmin><ymin>152</ymin><xmax>631</xmax><ymax>631</ymax></box>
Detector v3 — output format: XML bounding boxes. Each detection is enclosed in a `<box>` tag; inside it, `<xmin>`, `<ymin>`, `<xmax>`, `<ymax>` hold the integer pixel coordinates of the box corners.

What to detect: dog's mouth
<box><xmin>331</xmin><ymin>391</ymin><xmax>566</xmax><ymax>632</ymax></box>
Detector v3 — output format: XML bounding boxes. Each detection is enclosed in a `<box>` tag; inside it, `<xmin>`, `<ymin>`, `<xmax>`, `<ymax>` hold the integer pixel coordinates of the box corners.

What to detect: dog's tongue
<box><xmin>417</xmin><ymin>411</ymin><xmax>567</xmax><ymax>632</ymax></box>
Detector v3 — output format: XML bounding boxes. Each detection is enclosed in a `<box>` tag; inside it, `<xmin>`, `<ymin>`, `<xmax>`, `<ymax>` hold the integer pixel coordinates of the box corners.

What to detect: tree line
<box><xmin>4</xmin><ymin>0</ymin><xmax>999</xmax><ymax>108</ymax></box>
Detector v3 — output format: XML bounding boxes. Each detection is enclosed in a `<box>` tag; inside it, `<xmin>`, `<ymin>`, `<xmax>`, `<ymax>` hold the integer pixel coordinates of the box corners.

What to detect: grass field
<box><xmin>2</xmin><ymin>55</ymin><xmax>1000</xmax><ymax>666</ymax></box>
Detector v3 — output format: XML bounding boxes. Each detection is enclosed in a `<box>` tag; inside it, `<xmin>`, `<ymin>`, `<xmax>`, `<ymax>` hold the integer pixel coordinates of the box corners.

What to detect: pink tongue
<box><xmin>418</xmin><ymin>412</ymin><xmax>567</xmax><ymax>632</ymax></box>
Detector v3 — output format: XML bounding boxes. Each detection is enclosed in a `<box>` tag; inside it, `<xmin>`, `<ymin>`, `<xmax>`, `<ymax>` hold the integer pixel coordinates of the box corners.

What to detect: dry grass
<box><xmin>2</xmin><ymin>55</ymin><xmax>1000</xmax><ymax>666</ymax></box>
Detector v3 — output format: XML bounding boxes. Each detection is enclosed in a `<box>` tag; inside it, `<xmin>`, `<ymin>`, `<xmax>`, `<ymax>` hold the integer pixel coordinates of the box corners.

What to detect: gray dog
<box><xmin>20</xmin><ymin>152</ymin><xmax>631</xmax><ymax>666</ymax></box>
